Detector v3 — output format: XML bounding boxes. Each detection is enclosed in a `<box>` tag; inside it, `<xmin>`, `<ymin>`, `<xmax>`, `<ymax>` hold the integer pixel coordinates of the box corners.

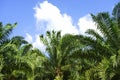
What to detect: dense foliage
<box><xmin>0</xmin><ymin>2</ymin><xmax>120</xmax><ymax>80</ymax></box>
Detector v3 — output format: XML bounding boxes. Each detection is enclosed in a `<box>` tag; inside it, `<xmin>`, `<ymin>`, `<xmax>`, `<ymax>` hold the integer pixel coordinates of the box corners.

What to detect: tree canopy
<box><xmin>0</xmin><ymin>2</ymin><xmax>120</xmax><ymax>80</ymax></box>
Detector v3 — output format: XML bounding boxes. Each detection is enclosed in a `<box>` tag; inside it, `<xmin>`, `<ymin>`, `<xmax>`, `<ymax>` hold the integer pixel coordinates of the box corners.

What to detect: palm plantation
<box><xmin>0</xmin><ymin>2</ymin><xmax>120</xmax><ymax>80</ymax></box>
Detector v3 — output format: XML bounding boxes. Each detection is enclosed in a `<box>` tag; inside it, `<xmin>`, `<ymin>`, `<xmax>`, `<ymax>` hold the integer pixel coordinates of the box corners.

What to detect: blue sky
<box><xmin>0</xmin><ymin>0</ymin><xmax>119</xmax><ymax>49</ymax></box>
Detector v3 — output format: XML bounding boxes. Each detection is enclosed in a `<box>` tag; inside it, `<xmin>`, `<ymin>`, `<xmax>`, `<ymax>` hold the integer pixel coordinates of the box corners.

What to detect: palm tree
<box><xmin>9</xmin><ymin>36</ymin><xmax>45</xmax><ymax>80</ymax></box>
<box><xmin>76</xmin><ymin>2</ymin><xmax>120</xmax><ymax>80</ymax></box>
<box><xmin>0</xmin><ymin>22</ymin><xmax>17</xmax><ymax>55</ymax></box>
<box><xmin>0</xmin><ymin>36</ymin><xmax>29</xmax><ymax>80</ymax></box>
<box><xmin>39</xmin><ymin>30</ymin><xmax>83</xmax><ymax>80</ymax></box>
<box><xmin>0</xmin><ymin>22</ymin><xmax>17</xmax><ymax>44</ymax></box>
<box><xmin>0</xmin><ymin>22</ymin><xmax>17</xmax><ymax>80</ymax></box>
<box><xmin>0</xmin><ymin>22</ymin><xmax>45</xmax><ymax>80</ymax></box>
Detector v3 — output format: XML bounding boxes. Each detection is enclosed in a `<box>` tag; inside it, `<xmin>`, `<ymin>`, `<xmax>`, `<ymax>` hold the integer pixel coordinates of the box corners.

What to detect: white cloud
<box><xmin>25</xmin><ymin>33</ymin><xmax>33</xmax><ymax>43</ymax></box>
<box><xmin>78</xmin><ymin>14</ymin><xmax>97</xmax><ymax>35</ymax></box>
<box><xmin>27</xmin><ymin>1</ymin><xmax>98</xmax><ymax>49</ymax></box>
<box><xmin>32</xmin><ymin>35</ymin><xmax>46</xmax><ymax>52</ymax></box>
<box><xmin>34</xmin><ymin>1</ymin><xmax>79</xmax><ymax>35</ymax></box>
<box><xmin>25</xmin><ymin>33</ymin><xmax>46</xmax><ymax>52</ymax></box>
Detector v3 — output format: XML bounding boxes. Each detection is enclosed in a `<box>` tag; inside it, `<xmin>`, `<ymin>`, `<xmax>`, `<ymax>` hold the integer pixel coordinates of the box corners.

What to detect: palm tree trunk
<box><xmin>27</xmin><ymin>70</ymin><xmax>35</xmax><ymax>80</ymax></box>
<box><xmin>54</xmin><ymin>67</ymin><xmax>63</xmax><ymax>80</ymax></box>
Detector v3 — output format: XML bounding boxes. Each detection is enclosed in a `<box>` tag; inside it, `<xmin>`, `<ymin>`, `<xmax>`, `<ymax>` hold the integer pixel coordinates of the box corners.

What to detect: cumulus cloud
<box><xmin>25</xmin><ymin>33</ymin><xmax>46</xmax><ymax>52</ymax></box>
<box><xmin>25</xmin><ymin>33</ymin><xmax>33</xmax><ymax>43</ymax></box>
<box><xmin>34</xmin><ymin>1</ymin><xmax>79</xmax><ymax>35</ymax></box>
<box><xmin>78</xmin><ymin>14</ymin><xmax>97</xmax><ymax>35</ymax></box>
<box><xmin>25</xmin><ymin>1</ymin><xmax>98</xmax><ymax>50</ymax></box>
<box><xmin>32</xmin><ymin>35</ymin><xmax>46</xmax><ymax>52</ymax></box>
